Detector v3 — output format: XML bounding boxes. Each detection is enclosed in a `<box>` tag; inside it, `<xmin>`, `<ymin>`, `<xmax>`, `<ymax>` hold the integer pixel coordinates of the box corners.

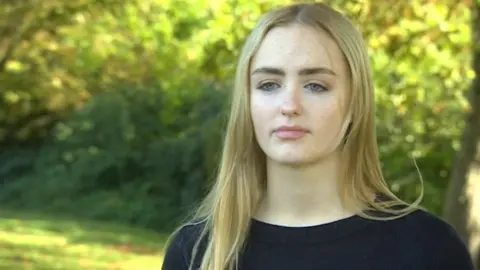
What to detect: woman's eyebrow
<box><xmin>251</xmin><ymin>66</ymin><xmax>336</xmax><ymax>76</ymax></box>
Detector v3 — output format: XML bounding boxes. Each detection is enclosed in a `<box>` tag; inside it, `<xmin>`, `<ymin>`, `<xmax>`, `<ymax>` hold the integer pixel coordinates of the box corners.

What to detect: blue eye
<box><xmin>306</xmin><ymin>83</ymin><xmax>328</xmax><ymax>92</ymax></box>
<box><xmin>258</xmin><ymin>82</ymin><xmax>280</xmax><ymax>91</ymax></box>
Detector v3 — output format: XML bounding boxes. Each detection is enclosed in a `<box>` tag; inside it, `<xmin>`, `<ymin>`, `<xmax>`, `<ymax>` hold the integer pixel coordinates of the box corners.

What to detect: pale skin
<box><xmin>250</xmin><ymin>23</ymin><xmax>355</xmax><ymax>227</ymax></box>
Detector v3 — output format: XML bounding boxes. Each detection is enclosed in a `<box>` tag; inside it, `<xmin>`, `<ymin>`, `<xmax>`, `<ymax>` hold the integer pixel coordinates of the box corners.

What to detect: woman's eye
<box><xmin>306</xmin><ymin>83</ymin><xmax>328</xmax><ymax>92</ymax></box>
<box><xmin>258</xmin><ymin>82</ymin><xmax>280</xmax><ymax>91</ymax></box>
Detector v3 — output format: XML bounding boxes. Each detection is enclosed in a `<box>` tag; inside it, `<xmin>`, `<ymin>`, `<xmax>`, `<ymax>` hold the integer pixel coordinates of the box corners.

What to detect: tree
<box><xmin>0</xmin><ymin>0</ymin><xmax>123</xmax><ymax>143</ymax></box>
<box><xmin>443</xmin><ymin>0</ymin><xmax>480</xmax><ymax>268</ymax></box>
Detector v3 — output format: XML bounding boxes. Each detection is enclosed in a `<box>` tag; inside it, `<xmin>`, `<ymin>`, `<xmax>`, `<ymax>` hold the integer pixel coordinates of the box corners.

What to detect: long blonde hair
<box><xmin>169</xmin><ymin>2</ymin><xmax>423</xmax><ymax>270</ymax></box>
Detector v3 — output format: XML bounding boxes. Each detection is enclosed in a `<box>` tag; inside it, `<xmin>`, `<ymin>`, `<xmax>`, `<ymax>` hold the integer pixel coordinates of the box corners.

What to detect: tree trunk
<box><xmin>443</xmin><ymin>2</ymin><xmax>480</xmax><ymax>269</ymax></box>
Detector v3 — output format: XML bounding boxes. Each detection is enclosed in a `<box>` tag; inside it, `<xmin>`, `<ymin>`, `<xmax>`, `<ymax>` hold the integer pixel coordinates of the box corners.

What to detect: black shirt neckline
<box><xmin>249</xmin><ymin>214</ymin><xmax>374</xmax><ymax>243</ymax></box>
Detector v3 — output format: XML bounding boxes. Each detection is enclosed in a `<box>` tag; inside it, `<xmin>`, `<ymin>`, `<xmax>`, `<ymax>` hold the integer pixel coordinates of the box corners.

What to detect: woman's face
<box><xmin>250</xmin><ymin>23</ymin><xmax>351</xmax><ymax>166</ymax></box>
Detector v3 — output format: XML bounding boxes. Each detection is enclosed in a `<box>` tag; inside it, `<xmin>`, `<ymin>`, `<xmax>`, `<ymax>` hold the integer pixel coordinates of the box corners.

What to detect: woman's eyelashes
<box><xmin>257</xmin><ymin>81</ymin><xmax>280</xmax><ymax>91</ymax></box>
<box><xmin>305</xmin><ymin>82</ymin><xmax>329</xmax><ymax>92</ymax></box>
<box><xmin>255</xmin><ymin>81</ymin><xmax>329</xmax><ymax>92</ymax></box>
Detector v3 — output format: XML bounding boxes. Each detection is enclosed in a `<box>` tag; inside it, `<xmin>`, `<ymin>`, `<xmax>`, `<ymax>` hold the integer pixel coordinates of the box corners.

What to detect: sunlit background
<box><xmin>0</xmin><ymin>0</ymin><xmax>478</xmax><ymax>269</ymax></box>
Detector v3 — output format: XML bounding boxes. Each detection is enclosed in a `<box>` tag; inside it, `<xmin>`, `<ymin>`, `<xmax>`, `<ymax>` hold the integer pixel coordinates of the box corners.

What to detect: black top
<box><xmin>162</xmin><ymin>209</ymin><xmax>474</xmax><ymax>270</ymax></box>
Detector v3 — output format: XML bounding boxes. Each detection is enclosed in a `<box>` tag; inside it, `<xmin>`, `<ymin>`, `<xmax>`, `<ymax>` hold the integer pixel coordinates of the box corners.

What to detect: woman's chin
<box><xmin>267</xmin><ymin>153</ymin><xmax>320</xmax><ymax>167</ymax></box>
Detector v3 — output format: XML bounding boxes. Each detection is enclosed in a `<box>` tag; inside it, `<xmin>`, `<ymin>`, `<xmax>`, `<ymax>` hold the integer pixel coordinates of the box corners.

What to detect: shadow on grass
<box><xmin>0</xmin><ymin>208</ymin><xmax>167</xmax><ymax>270</ymax></box>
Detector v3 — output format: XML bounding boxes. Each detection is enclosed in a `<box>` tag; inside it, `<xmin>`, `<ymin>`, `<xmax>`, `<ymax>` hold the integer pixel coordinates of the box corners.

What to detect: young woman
<box><xmin>162</xmin><ymin>2</ymin><xmax>474</xmax><ymax>270</ymax></box>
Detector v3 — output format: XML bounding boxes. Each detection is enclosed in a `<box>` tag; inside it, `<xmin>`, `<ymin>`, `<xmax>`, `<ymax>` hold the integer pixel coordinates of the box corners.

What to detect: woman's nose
<box><xmin>280</xmin><ymin>86</ymin><xmax>303</xmax><ymax>116</ymax></box>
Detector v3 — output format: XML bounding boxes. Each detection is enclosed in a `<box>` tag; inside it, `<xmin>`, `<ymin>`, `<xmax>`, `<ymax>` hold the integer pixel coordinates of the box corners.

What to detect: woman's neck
<box><xmin>254</xmin><ymin>151</ymin><xmax>355</xmax><ymax>227</ymax></box>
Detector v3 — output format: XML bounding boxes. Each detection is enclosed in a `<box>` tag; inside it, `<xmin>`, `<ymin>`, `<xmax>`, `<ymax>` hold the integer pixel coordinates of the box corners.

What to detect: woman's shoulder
<box><xmin>400</xmin><ymin>208</ymin><xmax>454</xmax><ymax>230</ymax></box>
<box><xmin>391</xmin><ymin>209</ymin><xmax>474</xmax><ymax>269</ymax></box>
<box><xmin>161</xmin><ymin>220</ymin><xmax>207</xmax><ymax>270</ymax></box>
<box><xmin>400</xmin><ymin>209</ymin><xmax>464</xmax><ymax>243</ymax></box>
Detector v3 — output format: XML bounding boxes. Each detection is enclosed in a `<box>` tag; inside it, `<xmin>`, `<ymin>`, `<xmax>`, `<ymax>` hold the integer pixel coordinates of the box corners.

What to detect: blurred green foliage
<box><xmin>0</xmin><ymin>0</ymin><xmax>473</xmax><ymax>231</ymax></box>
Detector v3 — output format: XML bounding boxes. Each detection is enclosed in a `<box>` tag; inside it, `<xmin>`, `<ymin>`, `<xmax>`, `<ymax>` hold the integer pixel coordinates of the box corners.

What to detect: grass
<box><xmin>0</xmin><ymin>209</ymin><xmax>167</xmax><ymax>269</ymax></box>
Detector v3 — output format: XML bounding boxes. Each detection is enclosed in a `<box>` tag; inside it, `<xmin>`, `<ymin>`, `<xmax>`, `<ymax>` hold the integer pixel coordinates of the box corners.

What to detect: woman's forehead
<box><xmin>250</xmin><ymin>24</ymin><xmax>346</xmax><ymax>76</ymax></box>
